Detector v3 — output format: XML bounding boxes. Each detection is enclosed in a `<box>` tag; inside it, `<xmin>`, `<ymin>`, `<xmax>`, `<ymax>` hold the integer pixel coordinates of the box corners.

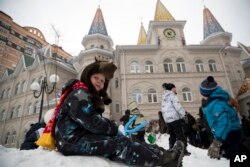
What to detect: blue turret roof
<box><xmin>88</xmin><ymin>7</ymin><xmax>108</xmax><ymax>36</ymax></box>
<box><xmin>203</xmin><ymin>7</ymin><xmax>225</xmax><ymax>39</ymax></box>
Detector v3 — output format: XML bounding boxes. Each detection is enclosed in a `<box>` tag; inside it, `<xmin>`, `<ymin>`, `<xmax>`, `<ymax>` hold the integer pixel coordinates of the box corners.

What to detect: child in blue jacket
<box><xmin>200</xmin><ymin>76</ymin><xmax>248</xmax><ymax>159</ymax></box>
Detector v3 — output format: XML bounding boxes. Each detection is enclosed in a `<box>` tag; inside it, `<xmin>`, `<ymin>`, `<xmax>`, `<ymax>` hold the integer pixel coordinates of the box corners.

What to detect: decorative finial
<box><xmin>98</xmin><ymin>0</ymin><xmax>101</xmax><ymax>8</ymax></box>
<box><xmin>203</xmin><ymin>0</ymin><xmax>206</xmax><ymax>8</ymax></box>
<box><xmin>140</xmin><ymin>17</ymin><xmax>143</xmax><ymax>25</ymax></box>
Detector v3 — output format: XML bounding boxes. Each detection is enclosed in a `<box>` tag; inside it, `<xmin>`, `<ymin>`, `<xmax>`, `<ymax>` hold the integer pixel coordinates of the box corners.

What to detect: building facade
<box><xmin>0</xmin><ymin>0</ymin><xmax>247</xmax><ymax>148</ymax></box>
<box><xmin>0</xmin><ymin>11</ymin><xmax>72</xmax><ymax>77</ymax></box>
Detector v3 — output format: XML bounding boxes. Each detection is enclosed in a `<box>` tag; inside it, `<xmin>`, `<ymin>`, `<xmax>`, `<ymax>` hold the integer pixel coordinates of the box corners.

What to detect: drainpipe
<box><xmin>219</xmin><ymin>45</ymin><xmax>234</xmax><ymax>98</ymax></box>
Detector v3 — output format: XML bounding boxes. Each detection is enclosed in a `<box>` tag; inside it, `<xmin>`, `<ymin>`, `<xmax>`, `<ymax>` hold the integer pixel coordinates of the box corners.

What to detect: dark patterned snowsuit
<box><xmin>54</xmin><ymin>80</ymin><xmax>167</xmax><ymax>166</ymax></box>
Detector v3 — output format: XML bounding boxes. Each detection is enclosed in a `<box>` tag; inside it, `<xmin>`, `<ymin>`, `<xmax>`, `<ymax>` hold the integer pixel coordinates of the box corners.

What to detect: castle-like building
<box><xmin>0</xmin><ymin>0</ymin><xmax>249</xmax><ymax>148</ymax></box>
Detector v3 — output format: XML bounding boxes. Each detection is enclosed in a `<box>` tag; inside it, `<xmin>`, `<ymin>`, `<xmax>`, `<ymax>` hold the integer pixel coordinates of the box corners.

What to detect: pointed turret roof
<box><xmin>203</xmin><ymin>7</ymin><xmax>225</xmax><ymax>39</ymax></box>
<box><xmin>88</xmin><ymin>6</ymin><xmax>108</xmax><ymax>36</ymax></box>
<box><xmin>137</xmin><ymin>23</ymin><xmax>147</xmax><ymax>45</ymax></box>
<box><xmin>154</xmin><ymin>0</ymin><xmax>175</xmax><ymax>21</ymax></box>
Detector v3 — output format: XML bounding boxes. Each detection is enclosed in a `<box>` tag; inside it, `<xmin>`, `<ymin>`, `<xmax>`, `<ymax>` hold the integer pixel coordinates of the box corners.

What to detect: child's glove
<box><xmin>208</xmin><ymin>140</ymin><xmax>222</xmax><ymax>159</ymax></box>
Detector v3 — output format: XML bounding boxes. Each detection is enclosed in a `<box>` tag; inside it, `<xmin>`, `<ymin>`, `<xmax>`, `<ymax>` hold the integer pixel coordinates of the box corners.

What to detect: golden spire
<box><xmin>137</xmin><ymin>22</ymin><xmax>147</xmax><ymax>45</ymax></box>
<box><xmin>154</xmin><ymin>0</ymin><xmax>175</xmax><ymax>21</ymax></box>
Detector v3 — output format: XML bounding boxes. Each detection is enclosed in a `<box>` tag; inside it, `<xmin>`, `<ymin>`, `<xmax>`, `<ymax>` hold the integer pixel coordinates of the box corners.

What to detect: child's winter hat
<box><xmin>80</xmin><ymin>56</ymin><xmax>117</xmax><ymax>92</ymax></box>
<box><xmin>200</xmin><ymin>76</ymin><xmax>218</xmax><ymax>97</ymax></box>
<box><xmin>162</xmin><ymin>83</ymin><xmax>176</xmax><ymax>90</ymax></box>
<box><xmin>80</xmin><ymin>56</ymin><xmax>117</xmax><ymax>114</ymax></box>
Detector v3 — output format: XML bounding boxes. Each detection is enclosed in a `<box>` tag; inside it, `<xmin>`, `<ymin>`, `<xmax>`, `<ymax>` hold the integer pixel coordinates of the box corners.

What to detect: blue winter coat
<box><xmin>204</xmin><ymin>87</ymin><xmax>241</xmax><ymax>142</ymax></box>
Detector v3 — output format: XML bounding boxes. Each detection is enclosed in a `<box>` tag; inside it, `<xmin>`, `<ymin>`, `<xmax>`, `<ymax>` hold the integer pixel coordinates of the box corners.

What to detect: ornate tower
<box><xmin>147</xmin><ymin>0</ymin><xmax>186</xmax><ymax>47</ymax></box>
<box><xmin>201</xmin><ymin>7</ymin><xmax>232</xmax><ymax>45</ymax></box>
<box><xmin>74</xmin><ymin>6</ymin><xmax>114</xmax><ymax>73</ymax></box>
<box><xmin>82</xmin><ymin>6</ymin><xmax>113</xmax><ymax>51</ymax></box>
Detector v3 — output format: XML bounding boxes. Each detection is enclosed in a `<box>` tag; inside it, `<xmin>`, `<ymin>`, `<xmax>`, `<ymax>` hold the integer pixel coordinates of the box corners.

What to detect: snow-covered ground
<box><xmin>0</xmin><ymin>133</ymin><xmax>229</xmax><ymax>167</ymax></box>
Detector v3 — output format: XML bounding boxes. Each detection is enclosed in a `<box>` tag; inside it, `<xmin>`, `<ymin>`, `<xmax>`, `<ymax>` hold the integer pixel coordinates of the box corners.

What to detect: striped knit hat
<box><xmin>199</xmin><ymin>76</ymin><xmax>218</xmax><ymax>97</ymax></box>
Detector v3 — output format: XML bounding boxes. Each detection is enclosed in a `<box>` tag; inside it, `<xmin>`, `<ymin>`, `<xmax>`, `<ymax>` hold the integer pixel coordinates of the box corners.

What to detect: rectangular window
<box><xmin>148</xmin><ymin>94</ymin><xmax>157</xmax><ymax>103</ymax></box>
<box><xmin>209</xmin><ymin>64</ymin><xmax>217</xmax><ymax>72</ymax></box>
<box><xmin>115</xmin><ymin>78</ymin><xmax>119</xmax><ymax>88</ymax></box>
<box><xmin>183</xmin><ymin>92</ymin><xmax>192</xmax><ymax>102</ymax></box>
<box><xmin>115</xmin><ymin>103</ymin><xmax>120</xmax><ymax>113</ymax></box>
<box><xmin>12</xmin><ymin>134</ymin><xmax>16</xmax><ymax>144</ymax></box>
<box><xmin>196</xmin><ymin>64</ymin><xmax>204</xmax><ymax>72</ymax></box>
<box><xmin>133</xmin><ymin>94</ymin><xmax>142</xmax><ymax>104</ymax></box>
<box><xmin>164</xmin><ymin>64</ymin><xmax>173</xmax><ymax>72</ymax></box>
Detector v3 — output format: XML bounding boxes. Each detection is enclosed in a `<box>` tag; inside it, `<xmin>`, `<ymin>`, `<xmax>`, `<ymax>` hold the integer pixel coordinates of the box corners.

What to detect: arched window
<box><xmin>7</xmin><ymin>88</ymin><xmax>11</xmax><ymax>98</ymax></box>
<box><xmin>182</xmin><ymin>87</ymin><xmax>192</xmax><ymax>102</ymax></box>
<box><xmin>144</xmin><ymin>60</ymin><xmax>153</xmax><ymax>73</ymax></box>
<box><xmin>176</xmin><ymin>58</ymin><xmax>186</xmax><ymax>72</ymax></box>
<box><xmin>148</xmin><ymin>88</ymin><xmax>157</xmax><ymax>103</ymax></box>
<box><xmin>0</xmin><ymin>109</ymin><xmax>5</xmax><ymax>121</ymax></box>
<box><xmin>100</xmin><ymin>45</ymin><xmax>104</xmax><ymax>49</ymax></box>
<box><xmin>28</xmin><ymin>103</ymin><xmax>33</xmax><ymax>115</ymax></box>
<box><xmin>10</xmin><ymin>107</ymin><xmax>15</xmax><ymax>119</ymax></box>
<box><xmin>132</xmin><ymin>89</ymin><xmax>142</xmax><ymax>104</ymax></box>
<box><xmin>21</xmin><ymin>81</ymin><xmax>27</xmax><ymax>93</ymax></box>
<box><xmin>163</xmin><ymin>58</ymin><xmax>173</xmax><ymax>72</ymax></box>
<box><xmin>195</xmin><ymin>59</ymin><xmax>204</xmax><ymax>72</ymax></box>
<box><xmin>12</xmin><ymin>131</ymin><xmax>16</xmax><ymax>144</ymax></box>
<box><xmin>2</xmin><ymin>89</ymin><xmax>6</xmax><ymax>99</ymax></box>
<box><xmin>34</xmin><ymin>101</ymin><xmax>40</xmax><ymax>114</ymax></box>
<box><xmin>16</xmin><ymin>105</ymin><xmax>21</xmax><ymax>117</ymax></box>
<box><xmin>15</xmin><ymin>82</ymin><xmax>21</xmax><ymax>95</ymax></box>
<box><xmin>0</xmin><ymin>90</ymin><xmax>2</xmax><ymax>99</ymax></box>
<box><xmin>115</xmin><ymin>78</ymin><xmax>119</xmax><ymax>88</ymax></box>
<box><xmin>130</xmin><ymin>61</ymin><xmax>140</xmax><ymax>73</ymax></box>
<box><xmin>5</xmin><ymin>132</ymin><xmax>11</xmax><ymax>144</ymax></box>
<box><xmin>237</xmin><ymin>70</ymin><xmax>244</xmax><ymax>81</ymax></box>
<box><xmin>208</xmin><ymin>59</ymin><xmax>217</xmax><ymax>72</ymax></box>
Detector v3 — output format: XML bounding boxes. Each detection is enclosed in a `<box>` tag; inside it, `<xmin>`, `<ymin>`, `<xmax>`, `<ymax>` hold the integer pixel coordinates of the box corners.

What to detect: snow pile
<box><xmin>0</xmin><ymin>134</ymin><xmax>229</xmax><ymax>167</ymax></box>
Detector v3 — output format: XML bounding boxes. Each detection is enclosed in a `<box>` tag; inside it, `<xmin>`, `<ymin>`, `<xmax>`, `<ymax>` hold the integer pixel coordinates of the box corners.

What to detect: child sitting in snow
<box><xmin>36</xmin><ymin>57</ymin><xmax>185</xmax><ymax>167</ymax></box>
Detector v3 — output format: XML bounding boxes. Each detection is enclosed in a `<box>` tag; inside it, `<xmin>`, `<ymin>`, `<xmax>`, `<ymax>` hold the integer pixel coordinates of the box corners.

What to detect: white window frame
<box><xmin>208</xmin><ymin>60</ymin><xmax>217</xmax><ymax>72</ymax></box>
<box><xmin>195</xmin><ymin>60</ymin><xmax>204</xmax><ymax>72</ymax></box>
<box><xmin>7</xmin><ymin>88</ymin><xmax>11</xmax><ymax>98</ymax></box>
<box><xmin>148</xmin><ymin>89</ymin><xmax>157</xmax><ymax>103</ymax></box>
<box><xmin>182</xmin><ymin>88</ymin><xmax>192</xmax><ymax>102</ymax></box>
<box><xmin>130</xmin><ymin>61</ymin><xmax>140</xmax><ymax>73</ymax></box>
<box><xmin>10</xmin><ymin>107</ymin><xmax>15</xmax><ymax>119</ymax></box>
<box><xmin>16</xmin><ymin>105</ymin><xmax>21</xmax><ymax>117</ymax></box>
<box><xmin>0</xmin><ymin>109</ymin><xmax>5</xmax><ymax>121</ymax></box>
<box><xmin>164</xmin><ymin>59</ymin><xmax>174</xmax><ymax>73</ymax></box>
<box><xmin>6</xmin><ymin>132</ymin><xmax>11</xmax><ymax>144</ymax></box>
<box><xmin>15</xmin><ymin>82</ymin><xmax>21</xmax><ymax>95</ymax></box>
<box><xmin>12</xmin><ymin>131</ymin><xmax>16</xmax><ymax>144</ymax></box>
<box><xmin>132</xmin><ymin>89</ymin><xmax>142</xmax><ymax>104</ymax></box>
<box><xmin>34</xmin><ymin>101</ymin><xmax>40</xmax><ymax>114</ymax></box>
<box><xmin>28</xmin><ymin>103</ymin><xmax>33</xmax><ymax>115</ymax></box>
<box><xmin>21</xmin><ymin>81</ymin><xmax>27</xmax><ymax>93</ymax></box>
<box><xmin>144</xmin><ymin>60</ymin><xmax>153</xmax><ymax>73</ymax></box>
<box><xmin>176</xmin><ymin>58</ymin><xmax>186</xmax><ymax>72</ymax></box>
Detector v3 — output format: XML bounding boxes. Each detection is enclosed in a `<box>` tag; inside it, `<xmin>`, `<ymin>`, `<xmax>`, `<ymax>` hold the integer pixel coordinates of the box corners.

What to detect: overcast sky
<box><xmin>0</xmin><ymin>0</ymin><xmax>249</xmax><ymax>56</ymax></box>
